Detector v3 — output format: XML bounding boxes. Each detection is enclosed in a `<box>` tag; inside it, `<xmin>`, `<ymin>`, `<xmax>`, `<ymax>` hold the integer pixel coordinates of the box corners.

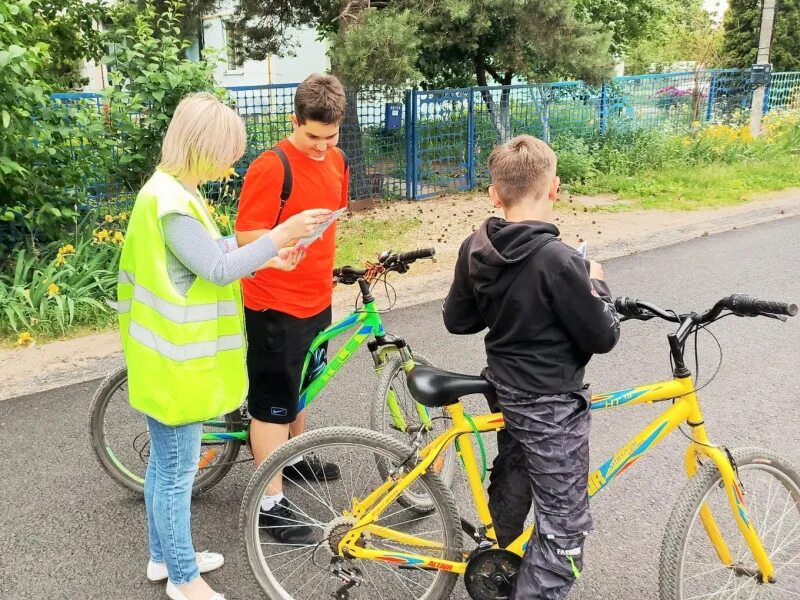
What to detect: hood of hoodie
<box><xmin>468</xmin><ymin>217</ymin><xmax>559</xmax><ymax>295</ymax></box>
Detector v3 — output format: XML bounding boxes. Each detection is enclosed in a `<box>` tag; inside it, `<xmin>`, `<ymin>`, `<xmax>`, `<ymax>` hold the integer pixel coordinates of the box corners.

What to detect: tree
<box><xmin>115</xmin><ymin>0</ymin><xmax>220</xmax><ymax>43</ymax></box>
<box><xmin>625</xmin><ymin>0</ymin><xmax>723</xmax><ymax>73</ymax></box>
<box><xmin>721</xmin><ymin>0</ymin><xmax>800</xmax><ymax>72</ymax></box>
<box><xmin>328</xmin><ymin>5</ymin><xmax>421</xmax><ymax>195</ymax></box>
<box><xmin>414</xmin><ymin>0</ymin><xmax>614</xmax><ymax>141</ymax></box>
<box><xmin>1</xmin><ymin>0</ymin><xmax>112</xmax><ymax>245</ymax></box>
<box><xmin>30</xmin><ymin>0</ymin><xmax>107</xmax><ymax>89</ymax></box>
<box><xmin>103</xmin><ymin>0</ymin><xmax>222</xmax><ymax>190</ymax></box>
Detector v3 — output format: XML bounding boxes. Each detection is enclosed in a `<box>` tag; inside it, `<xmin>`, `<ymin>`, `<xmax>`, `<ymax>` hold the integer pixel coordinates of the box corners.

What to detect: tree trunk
<box><xmin>339</xmin><ymin>88</ymin><xmax>371</xmax><ymax>200</ymax></box>
<box><xmin>333</xmin><ymin>3</ymin><xmax>372</xmax><ymax>200</ymax></box>
<box><xmin>475</xmin><ymin>59</ymin><xmax>513</xmax><ymax>142</ymax></box>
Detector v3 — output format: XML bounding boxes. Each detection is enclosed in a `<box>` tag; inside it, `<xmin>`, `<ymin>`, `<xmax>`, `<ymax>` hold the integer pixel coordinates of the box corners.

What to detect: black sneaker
<box><xmin>259</xmin><ymin>498</ymin><xmax>316</xmax><ymax>545</ymax></box>
<box><xmin>284</xmin><ymin>454</ymin><xmax>341</xmax><ymax>483</ymax></box>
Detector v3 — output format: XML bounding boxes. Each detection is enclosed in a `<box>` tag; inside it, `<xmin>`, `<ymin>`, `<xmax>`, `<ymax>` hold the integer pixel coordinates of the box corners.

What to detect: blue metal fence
<box><xmin>49</xmin><ymin>68</ymin><xmax>800</xmax><ymax>206</ymax></box>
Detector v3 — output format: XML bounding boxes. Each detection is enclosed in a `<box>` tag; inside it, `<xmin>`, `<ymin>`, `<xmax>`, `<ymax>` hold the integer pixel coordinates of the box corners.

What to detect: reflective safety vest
<box><xmin>117</xmin><ymin>169</ymin><xmax>247</xmax><ymax>425</ymax></box>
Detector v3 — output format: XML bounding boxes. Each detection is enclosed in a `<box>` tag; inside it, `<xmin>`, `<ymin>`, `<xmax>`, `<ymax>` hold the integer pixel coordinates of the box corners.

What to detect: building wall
<box><xmin>196</xmin><ymin>15</ymin><xmax>329</xmax><ymax>88</ymax></box>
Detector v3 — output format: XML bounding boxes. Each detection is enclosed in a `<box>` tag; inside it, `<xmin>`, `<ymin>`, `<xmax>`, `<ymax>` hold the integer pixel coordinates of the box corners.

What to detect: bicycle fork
<box><xmin>685</xmin><ymin>415</ymin><xmax>775</xmax><ymax>583</ymax></box>
<box><xmin>371</xmin><ymin>344</ymin><xmax>434</xmax><ymax>433</ymax></box>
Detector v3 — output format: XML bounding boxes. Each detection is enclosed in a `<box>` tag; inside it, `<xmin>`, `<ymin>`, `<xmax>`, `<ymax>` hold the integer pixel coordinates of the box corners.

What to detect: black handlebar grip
<box><xmin>614</xmin><ymin>296</ymin><xmax>641</xmax><ymax>318</ymax></box>
<box><xmin>752</xmin><ymin>299</ymin><xmax>798</xmax><ymax>316</ymax></box>
<box><xmin>397</xmin><ymin>248</ymin><xmax>436</xmax><ymax>263</ymax></box>
<box><xmin>333</xmin><ymin>266</ymin><xmax>366</xmax><ymax>279</ymax></box>
<box><xmin>727</xmin><ymin>294</ymin><xmax>798</xmax><ymax>316</ymax></box>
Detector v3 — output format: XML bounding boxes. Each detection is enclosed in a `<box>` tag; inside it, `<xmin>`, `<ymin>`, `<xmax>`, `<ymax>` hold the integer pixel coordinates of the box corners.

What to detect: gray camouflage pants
<box><xmin>484</xmin><ymin>370</ymin><xmax>593</xmax><ymax>600</ymax></box>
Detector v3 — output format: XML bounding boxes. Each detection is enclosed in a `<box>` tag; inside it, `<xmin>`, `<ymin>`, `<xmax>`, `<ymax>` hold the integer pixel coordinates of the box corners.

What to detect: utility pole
<box><xmin>749</xmin><ymin>0</ymin><xmax>776</xmax><ymax>138</ymax></box>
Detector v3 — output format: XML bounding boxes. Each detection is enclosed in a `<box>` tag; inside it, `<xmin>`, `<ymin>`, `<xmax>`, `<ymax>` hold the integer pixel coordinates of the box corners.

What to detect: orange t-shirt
<box><xmin>235</xmin><ymin>138</ymin><xmax>349</xmax><ymax>317</ymax></box>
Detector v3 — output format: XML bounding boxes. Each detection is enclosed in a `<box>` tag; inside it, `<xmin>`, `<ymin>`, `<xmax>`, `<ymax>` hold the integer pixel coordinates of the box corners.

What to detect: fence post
<box><xmin>706</xmin><ymin>74</ymin><xmax>717</xmax><ymax>122</ymax></box>
<box><xmin>404</xmin><ymin>89</ymin><xmax>413</xmax><ymax>200</ymax></box>
<box><xmin>599</xmin><ymin>82</ymin><xmax>608</xmax><ymax>135</ymax></box>
<box><xmin>466</xmin><ymin>89</ymin><xmax>475</xmax><ymax>191</ymax></box>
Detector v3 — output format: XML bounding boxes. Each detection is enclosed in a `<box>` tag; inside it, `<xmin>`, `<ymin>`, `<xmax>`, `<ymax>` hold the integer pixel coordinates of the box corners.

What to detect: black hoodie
<box><xmin>443</xmin><ymin>218</ymin><xmax>620</xmax><ymax>395</ymax></box>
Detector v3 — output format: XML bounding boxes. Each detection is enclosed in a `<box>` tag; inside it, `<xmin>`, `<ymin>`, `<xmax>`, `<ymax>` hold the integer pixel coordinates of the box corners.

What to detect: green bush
<box><xmin>0</xmin><ymin>0</ymin><xmax>113</xmax><ymax>248</ymax></box>
<box><xmin>551</xmin><ymin>135</ymin><xmax>598</xmax><ymax>182</ymax></box>
<box><xmin>102</xmin><ymin>0</ymin><xmax>222</xmax><ymax>192</ymax></box>
<box><xmin>0</xmin><ymin>214</ymin><xmax>122</xmax><ymax>340</ymax></box>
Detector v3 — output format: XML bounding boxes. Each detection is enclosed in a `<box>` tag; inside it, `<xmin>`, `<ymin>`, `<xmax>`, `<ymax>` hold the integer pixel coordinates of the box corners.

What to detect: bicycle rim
<box><xmin>242</xmin><ymin>429</ymin><xmax>460</xmax><ymax>600</ymax></box>
<box><xmin>92</xmin><ymin>368</ymin><xmax>240</xmax><ymax>493</ymax></box>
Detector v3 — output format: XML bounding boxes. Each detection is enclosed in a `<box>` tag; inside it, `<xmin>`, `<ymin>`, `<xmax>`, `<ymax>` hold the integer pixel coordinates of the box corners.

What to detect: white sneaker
<box><xmin>147</xmin><ymin>551</ymin><xmax>225</xmax><ymax>582</ymax></box>
<box><xmin>165</xmin><ymin>579</ymin><xmax>226</xmax><ymax>600</ymax></box>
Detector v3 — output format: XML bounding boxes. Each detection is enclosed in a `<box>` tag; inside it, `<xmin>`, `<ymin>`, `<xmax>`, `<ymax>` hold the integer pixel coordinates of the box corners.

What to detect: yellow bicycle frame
<box><xmin>337</xmin><ymin>376</ymin><xmax>775</xmax><ymax>582</ymax></box>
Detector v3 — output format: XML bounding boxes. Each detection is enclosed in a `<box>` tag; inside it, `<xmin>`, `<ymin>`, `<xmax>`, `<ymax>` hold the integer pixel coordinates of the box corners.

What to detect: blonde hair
<box><xmin>159</xmin><ymin>92</ymin><xmax>246</xmax><ymax>181</ymax></box>
<box><xmin>488</xmin><ymin>135</ymin><xmax>557</xmax><ymax>205</ymax></box>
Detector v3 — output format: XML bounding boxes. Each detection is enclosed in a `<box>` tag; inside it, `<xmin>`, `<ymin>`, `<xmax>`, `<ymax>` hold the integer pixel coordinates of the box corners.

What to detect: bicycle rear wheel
<box><xmin>89</xmin><ymin>365</ymin><xmax>243</xmax><ymax>495</ymax></box>
<box><xmin>240</xmin><ymin>426</ymin><xmax>462</xmax><ymax>600</ymax></box>
<box><xmin>660</xmin><ymin>447</ymin><xmax>800</xmax><ymax>600</ymax></box>
<box><xmin>372</xmin><ymin>355</ymin><xmax>457</xmax><ymax>513</ymax></box>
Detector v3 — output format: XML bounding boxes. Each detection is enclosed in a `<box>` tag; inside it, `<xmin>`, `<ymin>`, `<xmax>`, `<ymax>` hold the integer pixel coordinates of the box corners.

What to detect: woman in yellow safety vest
<box><xmin>117</xmin><ymin>92</ymin><xmax>330</xmax><ymax>600</ymax></box>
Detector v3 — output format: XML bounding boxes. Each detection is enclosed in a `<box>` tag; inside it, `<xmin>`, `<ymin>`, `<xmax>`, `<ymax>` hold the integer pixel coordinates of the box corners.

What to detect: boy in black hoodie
<box><xmin>443</xmin><ymin>135</ymin><xmax>620</xmax><ymax>599</ymax></box>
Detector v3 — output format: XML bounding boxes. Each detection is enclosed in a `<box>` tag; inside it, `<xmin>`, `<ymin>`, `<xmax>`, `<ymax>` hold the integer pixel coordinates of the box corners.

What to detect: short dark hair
<box><xmin>294</xmin><ymin>74</ymin><xmax>346</xmax><ymax>125</ymax></box>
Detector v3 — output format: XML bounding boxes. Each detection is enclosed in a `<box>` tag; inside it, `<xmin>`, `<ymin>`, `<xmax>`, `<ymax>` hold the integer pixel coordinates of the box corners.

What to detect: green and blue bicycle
<box><xmin>90</xmin><ymin>248</ymin><xmax>456</xmax><ymax>510</ymax></box>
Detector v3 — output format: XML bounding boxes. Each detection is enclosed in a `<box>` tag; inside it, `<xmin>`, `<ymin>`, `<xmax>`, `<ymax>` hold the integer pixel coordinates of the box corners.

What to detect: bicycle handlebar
<box><xmin>333</xmin><ymin>248</ymin><xmax>436</xmax><ymax>284</ymax></box>
<box><xmin>615</xmin><ymin>294</ymin><xmax>798</xmax><ymax>324</ymax></box>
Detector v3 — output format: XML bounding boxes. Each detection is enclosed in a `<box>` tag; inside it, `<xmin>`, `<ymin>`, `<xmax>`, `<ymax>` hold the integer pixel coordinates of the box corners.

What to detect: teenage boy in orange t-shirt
<box><xmin>235</xmin><ymin>74</ymin><xmax>348</xmax><ymax>544</ymax></box>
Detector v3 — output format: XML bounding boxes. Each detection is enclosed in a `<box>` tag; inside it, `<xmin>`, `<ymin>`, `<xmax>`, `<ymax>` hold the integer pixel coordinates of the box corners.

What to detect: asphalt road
<box><xmin>2</xmin><ymin>216</ymin><xmax>799</xmax><ymax>600</ymax></box>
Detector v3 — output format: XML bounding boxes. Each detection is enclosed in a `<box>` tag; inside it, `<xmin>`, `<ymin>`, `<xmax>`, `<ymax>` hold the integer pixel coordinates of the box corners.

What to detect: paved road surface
<box><xmin>2</xmin><ymin>216</ymin><xmax>799</xmax><ymax>599</ymax></box>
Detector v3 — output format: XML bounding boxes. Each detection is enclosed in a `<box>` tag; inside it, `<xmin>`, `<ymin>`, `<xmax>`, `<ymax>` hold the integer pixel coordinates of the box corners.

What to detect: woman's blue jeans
<box><xmin>144</xmin><ymin>416</ymin><xmax>202</xmax><ymax>585</ymax></box>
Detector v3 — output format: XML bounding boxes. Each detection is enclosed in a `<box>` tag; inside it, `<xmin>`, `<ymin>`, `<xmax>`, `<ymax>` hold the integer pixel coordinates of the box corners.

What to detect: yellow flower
<box><xmin>206</xmin><ymin>203</ymin><xmax>216</xmax><ymax>215</ymax></box>
<box><xmin>104</xmin><ymin>214</ymin><xmax>115</xmax><ymax>223</ymax></box>
<box><xmin>17</xmin><ymin>332</ymin><xmax>34</xmax><ymax>346</ymax></box>
<box><xmin>217</xmin><ymin>214</ymin><xmax>230</xmax><ymax>227</ymax></box>
<box><xmin>117</xmin><ymin>212</ymin><xmax>129</xmax><ymax>222</ymax></box>
<box><xmin>47</xmin><ymin>283</ymin><xmax>60</xmax><ymax>297</ymax></box>
<box><xmin>58</xmin><ymin>244</ymin><xmax>75</xmax><ymax>255</ymax></box>
<box><xmin>221</xmin><ymin>167</ymin><xmax>237</xmax><ymax>181</ymax></box>
<box><xmin>113</xmin><ymin>231</ymin><xmax>124</xmax><ymax>243</ymax></box>
<box><xmin>94</xmin><ymin>229</ymin><xmax>110</xmax><ymax>242</ymax></box>
<box><xmin>55</xmin><ymin>254</ymin><xmax>66</xmax><ymax>267</ymax></box>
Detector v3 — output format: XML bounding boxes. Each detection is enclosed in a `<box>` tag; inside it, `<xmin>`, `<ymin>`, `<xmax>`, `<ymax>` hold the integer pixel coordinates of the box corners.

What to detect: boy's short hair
<box><xmin>488</xmin><ymin>135</ymin><xmax>557</xmax><ymax>205</ymax></box>
<box><xmin>294</xmin><ymin>74</ymin><xmax>346</xmax><ymax>125</ymax></box>
<box><xmin>159</xmin><ymin>92</ymin><xmax>245</xmax><ymax>181</ymax></box>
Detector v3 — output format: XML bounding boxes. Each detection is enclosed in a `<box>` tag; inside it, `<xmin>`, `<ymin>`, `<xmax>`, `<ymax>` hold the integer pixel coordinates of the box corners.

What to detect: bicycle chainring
<box><xmin>464</xmin><ymin>549</ymin><xmax>521</xmax><ymax>600</ymax></box>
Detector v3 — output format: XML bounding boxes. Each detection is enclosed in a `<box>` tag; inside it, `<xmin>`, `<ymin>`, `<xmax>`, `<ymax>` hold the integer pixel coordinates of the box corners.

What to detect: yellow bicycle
<box><xmin>239</xmin><ymin>294</ymin><xmax>799</xmax><ymax>600</ymax></box>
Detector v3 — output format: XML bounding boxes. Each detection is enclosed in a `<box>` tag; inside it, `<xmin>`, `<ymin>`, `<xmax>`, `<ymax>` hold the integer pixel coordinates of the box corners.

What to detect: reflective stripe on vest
<box><xmin>117</xmin><ymin>270</ymin><xmax>238</xmax><ymax>323</ymax></box>
<box><xmin>128</xmin><ymin>320</ymin><xmax>243</xmax><ymax>362</ymax></box>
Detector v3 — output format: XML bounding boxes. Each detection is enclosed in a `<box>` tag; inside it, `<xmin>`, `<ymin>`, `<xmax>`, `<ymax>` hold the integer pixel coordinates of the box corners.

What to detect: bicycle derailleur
<box><xmin>330</xmin><ymin>557</ymin><xmax>365</xmax><ymax>600</ymax></box>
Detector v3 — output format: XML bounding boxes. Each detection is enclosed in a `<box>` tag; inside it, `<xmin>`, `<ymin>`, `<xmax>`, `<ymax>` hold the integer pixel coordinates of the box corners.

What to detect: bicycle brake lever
<box><xmin>763</xmin><ymin>313</ymin><xmax>787</xmax><ymax>322</ymax></box>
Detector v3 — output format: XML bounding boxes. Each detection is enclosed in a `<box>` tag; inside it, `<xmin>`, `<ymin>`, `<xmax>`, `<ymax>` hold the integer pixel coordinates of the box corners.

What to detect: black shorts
<box><xmin>244</xmin><ymin>305</ymin><xmax>331</xmax><ymax>424</ymax></box>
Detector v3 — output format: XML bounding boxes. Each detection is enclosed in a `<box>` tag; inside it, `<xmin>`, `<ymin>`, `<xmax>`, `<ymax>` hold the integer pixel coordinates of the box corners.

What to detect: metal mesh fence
<box><xmin>42</xmin><ymin>68</ymin><xmax>796</xmax><ymax>208</ymax></box>
<box><xmin>768</xmin><ymin>72</ymin><xmax>800</xmax><ymax>112</ymax></box>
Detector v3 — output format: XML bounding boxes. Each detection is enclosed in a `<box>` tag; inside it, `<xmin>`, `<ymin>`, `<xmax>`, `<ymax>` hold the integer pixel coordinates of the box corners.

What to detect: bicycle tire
<box><xmin>240</xmin><ymin>426</ymin><xmax>462</xmax><ymax>600</ymax></box>
<box><xmin>89</xmin><ymin>365</ymin><xmax>243</xmax><ymax>495</ymax></box>
<box><xmin>371</xmin><ymin>354</ymin><xmax>458</xmax><ymax>513</ymax></box>
<box><xmin>659</xmin><ymin>447</ymin><xmax>800</xmax><ymax>600</ymax></box>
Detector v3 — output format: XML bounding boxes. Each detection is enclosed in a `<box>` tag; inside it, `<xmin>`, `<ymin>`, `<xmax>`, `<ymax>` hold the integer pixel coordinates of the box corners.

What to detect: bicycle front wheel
<box><xmin>660</xmin><ymin>447</ymin><xmax>800</xmax><ymax>600</ymax></box>
<box><xmin>240</xmin><ymin>426</ymin><xmax>462</xmax><ymax>600</ymax></box>
<box><xmin>89</xmin><ymin>365</ymin><xmax>243</xmax><ymax>495</ymax></box>
<box><xmin>372</xmin><ymin>355</ymin><xmax>458</xmax><ymax>513</ymax></box>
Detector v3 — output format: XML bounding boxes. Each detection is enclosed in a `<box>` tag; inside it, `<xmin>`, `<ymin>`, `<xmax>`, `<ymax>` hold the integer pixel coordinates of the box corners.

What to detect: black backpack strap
<box><xmin>339</xmin><ymin>147</ymin><xmax>349</xmax><ymax>174</ymax></box>
<box><xmin>271</xmin><ymin>146</ymin><xmax>292</xmax><ymax>227</ymax></box>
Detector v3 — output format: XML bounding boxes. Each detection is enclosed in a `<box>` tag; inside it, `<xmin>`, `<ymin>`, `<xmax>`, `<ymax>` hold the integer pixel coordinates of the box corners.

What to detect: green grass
<box><xmin>335</xmin><ymin>215</ymin><xmax>423</xmax><ymax>267</ymax></box>
<box><xmin>570</xmin><ymin>155</ymin><xmax>800</xmax><ymax>211</ymax></box>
